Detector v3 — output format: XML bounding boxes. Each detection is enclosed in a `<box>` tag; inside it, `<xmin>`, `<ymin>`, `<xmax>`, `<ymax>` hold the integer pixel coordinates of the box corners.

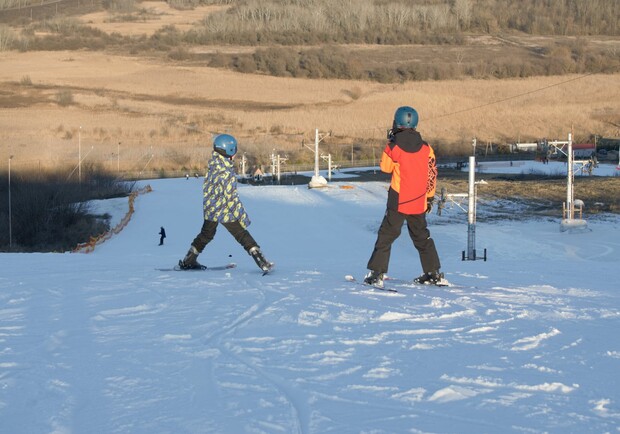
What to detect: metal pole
<box><xmin>117</xmin><ymin>142</ymin><xmax>120</xmax><ymax>174</ymax></box>
<box><xmin>328</xmin><ymin>154</ymin><xmax>332</xmax><ymax>182</ymax></box>
<box><xmin>314</xmin><ymin>128</ymin><xmax>319</xmax><ymax>178</ymax></box>
<box><xmin>467</xmin><ymin>155</ymin><xmax>476</xmax><ymax>259</ymax></box>
<box><xmin>8</xmin><ymin>156</ymin><xmax>13</xmax><ymax>250</ymax></box>
<box><xmin>566</xmin><ymin>133</ymin><xmax>573</xmax><ymax>220</ymax></box>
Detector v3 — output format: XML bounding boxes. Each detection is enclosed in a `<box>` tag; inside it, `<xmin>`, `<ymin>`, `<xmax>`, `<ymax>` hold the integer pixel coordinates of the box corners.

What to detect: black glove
<box><xmin>426</xmin><ymin>197</ymin><xmax>434</xmax><ymax>214</ymax></box>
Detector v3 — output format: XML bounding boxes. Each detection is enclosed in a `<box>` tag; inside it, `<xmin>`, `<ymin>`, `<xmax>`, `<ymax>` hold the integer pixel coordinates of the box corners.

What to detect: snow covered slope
<box><xmin>1</xmin><ymin>177</ymin><xmax>619</xmax><ymax>433</ymax></box>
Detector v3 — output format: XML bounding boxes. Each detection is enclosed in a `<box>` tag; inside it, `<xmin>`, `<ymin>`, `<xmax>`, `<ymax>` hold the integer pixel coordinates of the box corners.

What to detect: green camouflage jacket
<box><xmin>203</xmin><ymin>151</ymin><xmax>250</xmax><ymax>227</ymax></box>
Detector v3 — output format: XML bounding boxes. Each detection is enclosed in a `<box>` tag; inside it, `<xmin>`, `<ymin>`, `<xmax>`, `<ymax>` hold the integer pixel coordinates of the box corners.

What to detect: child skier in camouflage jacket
<box><xmin>179</xmin><ymin>134</ymin><xmax>272</xmax><ymax>273</ymax></box>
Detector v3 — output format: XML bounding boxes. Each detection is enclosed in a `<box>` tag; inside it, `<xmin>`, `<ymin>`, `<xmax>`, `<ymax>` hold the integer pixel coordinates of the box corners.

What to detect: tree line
<box><xmin>3</xmin><ymin>0</ymin><xmax>619</xmax><ymax>37</ymax></box>
<box><xmin>188</xmin><ymin>0</ymin><xmax>620</xmax><ymax>43</ymax></box>
<box><xmin>0</xmin><ymin>166</ymin><xmax>134</xmax><ymax>252</ymax></box>
<box><xmin>2</xmin><ymin>0</ymin><xmax>619</xmax><ymax>82</ymax></box>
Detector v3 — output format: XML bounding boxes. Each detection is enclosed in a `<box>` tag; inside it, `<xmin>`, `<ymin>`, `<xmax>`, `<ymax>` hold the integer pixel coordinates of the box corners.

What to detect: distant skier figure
<box><xmin>178</xmin><ymin>134</ymin><xmax>273</xmax><ymax>273</ymax></box>
<box><xmin>159</xmin><ymin>226</ymin><xmax>166</xmax><ymax>246</ymax></box>
<box><xmin>364</xmin><ymin>106</ymin><xmax>445</xmax><ymax>288</ymax></box>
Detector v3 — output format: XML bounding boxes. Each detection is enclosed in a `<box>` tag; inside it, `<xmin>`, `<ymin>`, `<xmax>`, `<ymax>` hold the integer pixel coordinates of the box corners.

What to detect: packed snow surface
<box><xmin>1</xmin><ymin>163</ymin><xmax>619</xmax><ymax>433</ymax></box>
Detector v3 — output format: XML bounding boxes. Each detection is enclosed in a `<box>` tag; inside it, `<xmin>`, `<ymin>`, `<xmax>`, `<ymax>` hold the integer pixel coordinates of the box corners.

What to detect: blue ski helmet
<box><xmin>213</xmin><ymin>134</ymin><xmax>237</xmax><ymax>157</ymax></box>
<box><xmin>392</xmin><ymin>106</ymin><xmax>419</xmax><ymax>130</ymax></box>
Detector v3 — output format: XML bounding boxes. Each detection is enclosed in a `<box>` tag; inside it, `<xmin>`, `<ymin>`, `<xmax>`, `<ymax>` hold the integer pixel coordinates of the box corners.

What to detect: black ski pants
<box><xmin>367</xmin><ymin>208</ymin><xmax>441</xmax><ymax>275</ymax></box>
<box><xmin>191</xmin><ymin>220</ymin><xmax>257</xmax><ymax>253</ymax></box>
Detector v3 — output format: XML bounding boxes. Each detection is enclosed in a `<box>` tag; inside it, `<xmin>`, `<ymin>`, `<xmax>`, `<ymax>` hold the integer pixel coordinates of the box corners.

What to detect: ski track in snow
<box><xmin>1</xmin><ymin>177</ymin><xmax>620</xmax><ymax>433</ymax></box>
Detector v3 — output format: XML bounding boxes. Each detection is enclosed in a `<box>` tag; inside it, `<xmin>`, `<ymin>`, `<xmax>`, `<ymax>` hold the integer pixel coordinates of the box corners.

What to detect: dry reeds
<box><xmin>1</xmin><ymin>50</ymin><xmax>618</xmax><ymax>173</ymax></box>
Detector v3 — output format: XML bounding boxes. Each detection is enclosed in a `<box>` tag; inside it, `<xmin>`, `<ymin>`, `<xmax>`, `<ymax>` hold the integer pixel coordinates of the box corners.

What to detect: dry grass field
<box><xmin>79</xmin><ymin>2</ymin><xmax>228</xmax><ymax>36</ymax></box>
<box><xmin>1</xmin><ymin>1</ymin><xmax>619</xmax><ymax>175</ymax></box>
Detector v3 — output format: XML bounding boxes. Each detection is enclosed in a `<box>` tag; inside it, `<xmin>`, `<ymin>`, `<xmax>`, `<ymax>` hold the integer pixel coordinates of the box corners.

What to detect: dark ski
<box><xmin>384</xmin><ymin>275</ymin><xmax>451</xmax><ymax>287</ymax></box>
<box><xmin>156</xmin><ymin>263</ymin><xmax>237</xmax><ymax>272</ymax></box>
<box><xmin>344</xmin><ymin>275</ymin><xmax>398</xmax><ymax>293</ymax></box>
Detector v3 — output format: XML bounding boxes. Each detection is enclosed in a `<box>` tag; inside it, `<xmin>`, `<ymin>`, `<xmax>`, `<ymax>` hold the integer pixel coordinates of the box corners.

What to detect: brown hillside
<box><xmin>0</xmin><ymin>1</ymin><xmax>619</xmax><ymax>173</ymax></box>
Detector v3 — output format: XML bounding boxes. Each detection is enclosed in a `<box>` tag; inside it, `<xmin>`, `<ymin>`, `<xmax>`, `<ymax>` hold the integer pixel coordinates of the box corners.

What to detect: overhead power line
<box><xmin>336</xmin><ymin>72</ymin><xmax>599</xmax><ymax>136</ymax></box>
<box><xmin>426</xmin><ymin>72</ymin><xmax>597</xmax><ymax>122</ymax></box>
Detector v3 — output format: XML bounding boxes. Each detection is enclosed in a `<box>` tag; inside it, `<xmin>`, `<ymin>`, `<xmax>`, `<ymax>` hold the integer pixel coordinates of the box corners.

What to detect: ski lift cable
<box><xmin>334</xmin><ymin>72</ymin><xmax>598</xmax><ymax>136</ymax></box>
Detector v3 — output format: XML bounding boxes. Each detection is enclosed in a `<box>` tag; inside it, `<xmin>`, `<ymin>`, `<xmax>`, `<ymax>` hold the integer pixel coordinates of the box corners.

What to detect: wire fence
<box><xmin>107</xmin><ymin>154</ymin><xmax>538</xmax><ymax>181</ymax></box>
<box><xmin>0</xmin><ymin>0</ymin><xmax>99</xmax><ymax>22</ymax></box>
<box><xmin>72</xmin><ymin>184</ymin><xmax>152</xmax><ymax>253</ymax></box>
<box><xmin>2</xmin><ymin>141</ymin><xmax>538</xmax><ymax>182</ymax></box>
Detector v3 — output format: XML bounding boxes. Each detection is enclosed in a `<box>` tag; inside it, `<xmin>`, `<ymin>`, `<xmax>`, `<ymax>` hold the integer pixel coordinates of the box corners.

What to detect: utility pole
<box><xmin>326</xmin><ymin>154</ymin><xmax>332</xmax><ymax>181</ymax></box>
<box><xmin>464</xmin><ymin>155</ymin><xmax>482</xmax><ymax>260</ymax></box>
<box><xmin>467</xmin><ymin>139</ymin><xmax>476</xmax><ymax>258</ymax></box>
<box><xmin>306</xmin><ymin>128</ymin><xmax>329</xmax><ymax>188</ymax></box>
<box><xmin>437</xmin><ymin>139</ymin><xmax>487</xmax><ymax>261</ymax></box>
<box><xmin>548</xmin><ymin>132</ymin><xmax>587</xmax><ymax>231</ymax></box>
<box><xmin>240</xmin><ymin>153</ymin><xmax>247</xmax><ymax>179</ymax></box>
<box><xmin>275</xmin><ymin>154</ymin><xmax>287</xmax><ymax>184</ymax></box>
<box><xmin>314</xmin><ymin>129</ymin><xmax>319</xmax><ymax>178</ymax></box>
<box><xmin>566</xmin><ymin>132</ymin><xmax>574</xmax><ymax>221</ymax></box>
<box><xmin>320</xmin><ymin>153</ymin><xmax>334</xmax><ymax>181</ymax></box>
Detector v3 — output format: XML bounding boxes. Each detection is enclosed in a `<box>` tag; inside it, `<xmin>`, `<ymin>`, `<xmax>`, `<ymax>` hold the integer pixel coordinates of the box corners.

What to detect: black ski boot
<box><xmin>414</xmin><ymin>270</ymin><xmax>445</xmax><ymax>286</ymax></box>
<box><xmin>249</xmin><ymin>246</ymin><xmax>272</xmax><ymax>273</ymax></box>
<box><xmin>363</xmin><ymin>270</ymin><xmax>384</xmax><ymax>288</ymax></box>
<box><xmin>178</xmin><ymin>246</ymin><xmax>204</xmax><ymax>270</ymax></box>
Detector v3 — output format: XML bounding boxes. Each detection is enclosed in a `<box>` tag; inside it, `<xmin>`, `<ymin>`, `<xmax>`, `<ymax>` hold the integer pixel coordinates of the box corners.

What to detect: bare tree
<box><xmin>0</xmin><ymin>25</ymin><xmax>14</xmax><ymax>51</ymax></box>
<box><xmin>453</xmin><ymin>0</ymin><xmax>472</xmax><ymax>31</ymax></box>
<box><xmin>428</xmin><ymin>4</ymin><xmax>452</xmax><ymax>31</ymax></box>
